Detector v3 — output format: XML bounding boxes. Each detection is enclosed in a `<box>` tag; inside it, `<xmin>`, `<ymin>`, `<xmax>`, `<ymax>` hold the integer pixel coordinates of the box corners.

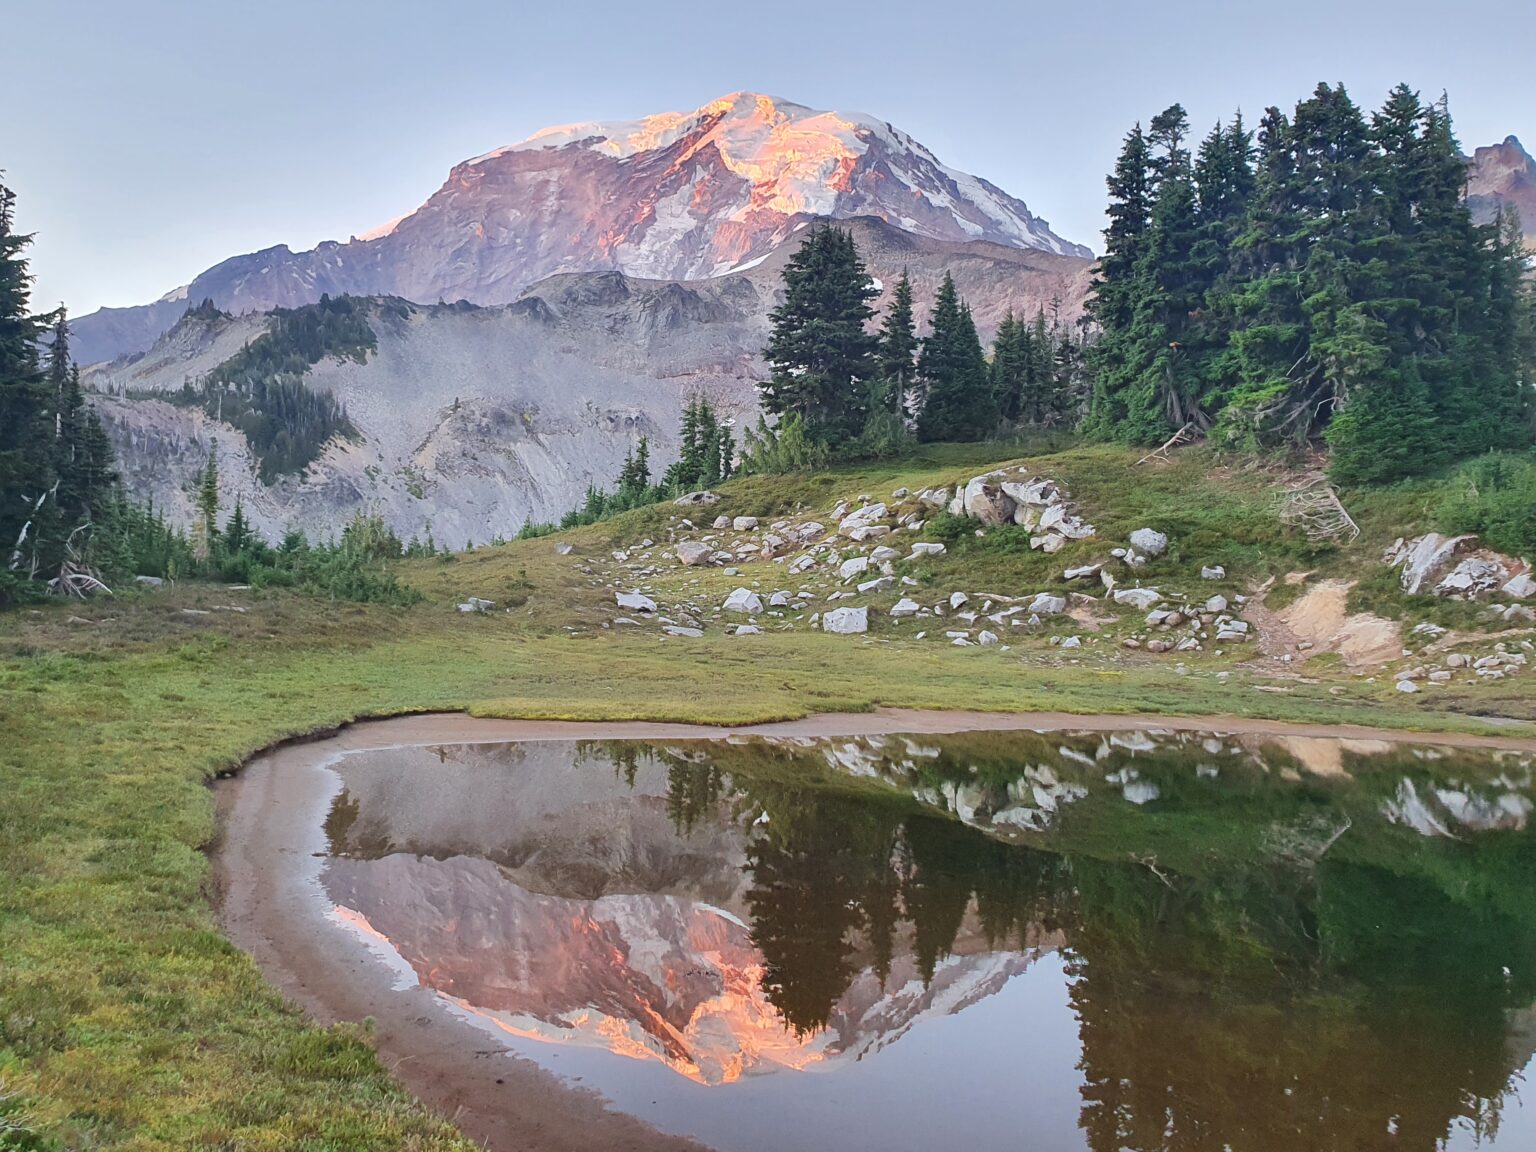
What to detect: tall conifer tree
<box><xmin>761</xmin><ymin>226</ymin><xmax>878</xmax><ymax>444</ymax></box>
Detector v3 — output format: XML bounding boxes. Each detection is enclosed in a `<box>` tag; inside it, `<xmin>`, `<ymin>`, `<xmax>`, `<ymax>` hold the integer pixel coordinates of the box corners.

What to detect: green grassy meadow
<box><xmin>3</xmin><ymin>442</ymin><xmax>1533</xmax><ymax>1149</ymax></box>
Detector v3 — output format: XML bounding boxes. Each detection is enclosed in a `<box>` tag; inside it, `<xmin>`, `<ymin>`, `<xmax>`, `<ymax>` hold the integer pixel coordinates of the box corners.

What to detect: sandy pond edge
<box><xmin>210</xmin><ymin>708</ymin><xmax>1536</xmax><ymax>1152</ymax></box>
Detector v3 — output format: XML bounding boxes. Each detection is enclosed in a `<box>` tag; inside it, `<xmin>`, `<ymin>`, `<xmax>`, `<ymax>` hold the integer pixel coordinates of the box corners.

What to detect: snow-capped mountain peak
<box><xmin>70</xmin><ymin>92</ymin><xmax>1089</xmax><ymax>365</ymax></box>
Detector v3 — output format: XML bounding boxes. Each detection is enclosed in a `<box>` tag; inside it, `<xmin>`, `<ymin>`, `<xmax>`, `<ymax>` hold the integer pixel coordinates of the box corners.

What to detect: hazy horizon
<box><xmin>9</xmin><ymin>0</ymin><xmax>1533</xmax><ymax>315</ymax></box>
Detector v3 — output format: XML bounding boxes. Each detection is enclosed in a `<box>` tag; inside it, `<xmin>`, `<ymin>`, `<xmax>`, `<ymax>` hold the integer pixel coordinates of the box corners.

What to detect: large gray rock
<box><xmin>839</xmin><ymin>556</ymin><xmax>871</xmax><ymax>582</ymax></box>
<box><xmin>838</xmin><ymin>502</ymin><xmax>888</xmax><ymax>535</ymax></box>
<box><xmin>962</xmin><ymin>476</ymin><xmax>1016</xmax><ymax>525</ymax></box>
<box><xmin>674</xmin><ymin>490</ymin><xmax>721</xmax><ymax>506</ymax></box>
<box><xmin>721</xmin><ymin>588</ymin><xmax>764</xmax><ymax>614</ymax></box>
<box><xmin>675</xmin><ymin>541</ymin><xmax>712</xmax><ymax>566</ymax></box>
<box><xmin>823</xmin><ymin>606</ymin><xmax>869</xmax><ymax>634</ymax></box>
<box><xmin>1505</xmin><ymin>573</ymin><xmax>1536</xmax><ymax>599</ymax></box>
<box><xmin>1112</xmin><ymin>587</ymin><xmax>1162</xmax><ymax>611</ymax></box>
<box><xmin>1128</xmin><ymin>528</ymin><xmax>1168</xmax><ymax>557</ymax></box>
<box><xmin>616</xmin><ymin>590</ymin><xmax>657</xmax><ymax>613</ymax></box>
<box><xmin>1027</xmin><ymin>592</ymin><xmax>1067</xmax><ymax>615</ymax></box>
<box><xmin>1435</xmin><ymin>557</ymin><xmax>1509</xmax><ymax>600</ymax></box>
<box><xmin>1386</xmin><ymin>533</ymin><xmax>1476</xmax><ymax>595</ymax></box>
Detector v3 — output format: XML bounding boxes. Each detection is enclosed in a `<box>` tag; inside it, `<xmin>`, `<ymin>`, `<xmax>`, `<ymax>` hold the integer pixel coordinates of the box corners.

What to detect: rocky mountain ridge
<box><xmin>70</xmin><ymin>92</ymin><xmax>1088</xmax><ymax>366</ymax></box>
<box><xmin>86</xmin><ymin>218</ymin><xmax>1093</xmax><ymax>549</ymax></box>
<box><xmin>1467</xmin><ymin>135</ymin><xmax>1536</xmax><ymax>243</ymax></box>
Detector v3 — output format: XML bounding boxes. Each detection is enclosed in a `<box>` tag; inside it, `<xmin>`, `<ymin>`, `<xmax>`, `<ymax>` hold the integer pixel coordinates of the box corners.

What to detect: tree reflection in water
<box><xmin>324</xmin><ymin>731</ymin><xmax>1536</xmax><ymax>1150</ymax></box>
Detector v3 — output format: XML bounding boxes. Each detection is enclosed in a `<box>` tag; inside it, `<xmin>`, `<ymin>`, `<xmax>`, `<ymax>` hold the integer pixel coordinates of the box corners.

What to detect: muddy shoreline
<box><xmin>212</xmin><ymin>708</ymin><xmax>1536</xmax><ymax>1151</ymax></box>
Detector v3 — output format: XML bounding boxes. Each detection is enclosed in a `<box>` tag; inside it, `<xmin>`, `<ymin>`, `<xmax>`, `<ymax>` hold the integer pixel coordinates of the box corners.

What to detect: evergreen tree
<box><xmin>874</xmin><ymin>269</ymin><xmax>918</xmax><ymax>416</ymax></box>
<box><xmin>760</xmin><ymin>226</ymin><xmax>878</xmax><ymax>444</ymax></box>
<box><xmin>989</xmin><ymin>311</ymin><xmax>1029</xmax><ymax>423</ymax></box>
<box><xmin>225</xmin><ymin>496</ymin><xmax>252</xmax><ymax>555</ymax></box>
<box><xmin>195</xmin><ymin>445</ymin><xmax>221</xmax><ymax>559</ymax></box>
<box><xmin>915</xmin><ymin>274</ymin><xmax>996</xmax><ymax>442</ymax></box>
<box><xmin>1084</xmin><ymin>124</ymin><xmax>1157</xmax><ymax>438</ymax></box>
<box><xmin>0</xmin><ymin>181</ymin><xmax>55</xmax><ymax>591</ymax></box>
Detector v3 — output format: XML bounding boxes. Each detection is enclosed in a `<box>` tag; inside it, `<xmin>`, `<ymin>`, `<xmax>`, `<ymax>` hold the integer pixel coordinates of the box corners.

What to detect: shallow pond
<box><xmin>221</xmin><ymin>717</ymin><xmax>1536</xmax><ymax>1151</ymax></box>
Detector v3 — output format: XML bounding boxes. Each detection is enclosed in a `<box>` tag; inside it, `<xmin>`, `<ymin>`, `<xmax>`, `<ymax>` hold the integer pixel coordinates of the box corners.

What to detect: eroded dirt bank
<box><xmin>213</xmin><ymin>708</ymin><xmax>1536</xmax><ymax>1151</ymax></box>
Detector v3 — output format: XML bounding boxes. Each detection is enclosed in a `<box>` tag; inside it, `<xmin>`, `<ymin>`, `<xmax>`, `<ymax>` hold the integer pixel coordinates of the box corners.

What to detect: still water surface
<box><xmin>314</xmin><ymin>728</ymin><xmax>1536</xmax><ymax>1151</ymax></box>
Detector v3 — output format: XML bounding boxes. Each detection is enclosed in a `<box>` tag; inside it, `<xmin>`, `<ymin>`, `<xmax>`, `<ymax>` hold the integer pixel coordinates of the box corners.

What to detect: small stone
<box><xmin>1204</xmin><ymin>595</ymin><xmax>1229</xmax><ymax>614</ymax></box>
<box><xmin>1201</xmin><ymin>565</ymin><xmax>1225</xmax><ymax>580</ymax></box>
<box><xmin>615</xmin><ymin>591</ymin><xmax>656</xmax><ymax>613</ymax></box>
<box><xmin>978</xmin><ymin>630</ymin><xmax>1000</xmax><ymax>646</ymax></box>
<box><xmin>908</xmin><ymin>542</ymin><xmax>946</xmax><ymax>558</ymax></box>
<box><xmin>890</xmin><ymin>598</ymin><xmax>922</xmax><ymax>617</ymax></box>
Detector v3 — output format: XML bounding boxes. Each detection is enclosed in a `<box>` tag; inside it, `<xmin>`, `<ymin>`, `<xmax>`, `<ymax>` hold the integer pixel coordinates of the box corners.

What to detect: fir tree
<box><xmin>874</xmin><ymin>269</ymin><xmax>918</xmax><ymax>416</ymax></box>
<box><xmin>760</xmin><ymin>226</ymin><xmax>878</xmax><ymax>444</ymax></box>
<box><xmin>195</xmin><ymin>445</ymin><xmax>221</xmax><ymax>559</ymax></box>
<box><xmin>225</xmin><ymin>496</ymin><xmax>252</xmax><ymax>555</ymax></box>
<box><xmin>915</xmin><ymin>274</ymin><xmax>996</xmax><ymax>442</ymax></box>
<box><xmin>0</xmin><ymin>181</ymin><xmax>55</xmax><ymax>590</ymax></box>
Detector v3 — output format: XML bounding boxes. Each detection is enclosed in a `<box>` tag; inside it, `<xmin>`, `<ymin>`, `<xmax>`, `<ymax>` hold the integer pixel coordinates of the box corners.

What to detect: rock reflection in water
<box><xmin>319</xmin><ymin>730</ymin><xmax>1536</xmax><ymax>1151</ymax></box>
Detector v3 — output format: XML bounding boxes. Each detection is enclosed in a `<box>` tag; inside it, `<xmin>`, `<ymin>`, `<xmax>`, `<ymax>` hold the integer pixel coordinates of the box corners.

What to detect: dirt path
<box><xmin>213</xmin><ymin>709</ymin><xmax>1536</xmax><ymax>1152</ymax></box>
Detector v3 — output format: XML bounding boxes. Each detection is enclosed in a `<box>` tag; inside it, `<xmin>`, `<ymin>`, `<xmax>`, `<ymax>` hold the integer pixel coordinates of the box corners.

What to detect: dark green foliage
<box><xmin>1438</xmin><ymin>452</ymin><xmax>1536</xmax><ymax>555</ymax></box>
<box><xmin>1089</xmin><ymin>83</ymin><xmax>1533</xmax><ymax>483</ymax></box>
<box><xmin>661</xmin><ymin>396</ymin><xmax>735</xmax><ymax>491</ymax></box>
<box><xmin>915</xmin><ymin>273</ymin><xmax>996</xmax><ymax>442</ymax></box>
<box><xmin>0</xmin><ymin>183</ymin><xmax>56</xmax><ymax>601</ymax></box>
<box><xmin>0</xmin><ymin>186</ymin><xmax>123</xmax><ymax>602</ymax></box>
<box><xmin>738</xmin><ymin>413</ymin><xmax>830</xmax><ymax>475</ymax></box>
<box><xmin>760</xmin><ymin>225</ymin><xmax>878</xmax><ymax>444</ymax></box>
<box><xmin>991</xmin><ymin>305</ymin><xmax>1084</xmax><ymax>427</ymax></box>
<box><xmin>874</xmin><ymin>269</ymin><xmax>918</xmax><ymax>417</ymax></box>
<box><xmin>171</xmin><ymin>294</ymin><xmax>370</xmax><ymax>482</ymax></box>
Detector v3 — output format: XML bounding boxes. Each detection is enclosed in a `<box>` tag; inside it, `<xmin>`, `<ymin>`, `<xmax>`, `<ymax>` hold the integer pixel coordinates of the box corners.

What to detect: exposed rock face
<box><xmin>1467</xmin><ymin>136</ymin><xmax>1536</xmax><ymax>244</ymax></box>
<box><xmin>71</xmin><ymin>93</ymin><xmax>1091</xmax><ymax>365</ymax></box>
<box><xmin>86</xmin><ymin>289</ymin><xmax>764</xmax><ymax>550</ymax></box>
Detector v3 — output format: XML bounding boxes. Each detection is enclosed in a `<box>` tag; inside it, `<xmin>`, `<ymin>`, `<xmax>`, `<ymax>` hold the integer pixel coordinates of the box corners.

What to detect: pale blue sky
<box><xmin>9</xmin><ymin>0</ymin><xmax>1533</xmax><ymax>314</ymax></box>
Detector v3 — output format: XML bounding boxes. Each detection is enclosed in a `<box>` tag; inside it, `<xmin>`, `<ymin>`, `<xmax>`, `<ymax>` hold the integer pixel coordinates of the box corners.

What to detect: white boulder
<box><xmin>615</xmin><ymin>591</ymin><xmax>657</xmax><ymax>613</ymax></box>
<box><xmin>1504</xmin><ymin>573</ymin><xmax>1536</xmax><ymax>599</ymax></box>
<box><xmin>722</xmin><ymin>588</ymin><xmax>764</xmax><ymax>615</ymax></box>
<box><xmin>823</xmin><ymin>606</ymin><xmax>869</xmax><ymax>635</ymax></box>
<box><xmin>1128</xmin><ymin>528</ymin><xmax>1168</xmax><ymax>557</ymax></box>
<box><xmin>839</xmin><ymin>556</ymin><xmax>871</xmax><ymax>582</ymax></box>
<box><xmin>838</xmin><ymin>502</ymin><xmax>888</xmax><ymax>535</ymax></box>
<box><xmin>1112</xmin><ymin>587</ymin><xmax>1162</xmax><ymax>611</ymax></box>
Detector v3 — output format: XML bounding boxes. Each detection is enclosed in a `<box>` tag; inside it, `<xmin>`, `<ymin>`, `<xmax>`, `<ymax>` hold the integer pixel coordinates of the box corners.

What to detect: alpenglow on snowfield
<box><xmin>69</xmin><ymin>92</ymin><xmax>1088</xmax><ymax>366</ymax></box>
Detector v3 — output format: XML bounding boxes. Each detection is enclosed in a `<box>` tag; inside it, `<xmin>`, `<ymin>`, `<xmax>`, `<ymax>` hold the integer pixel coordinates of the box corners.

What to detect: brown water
<box><xmin>221</xmin><ymin>718</ymin><xmax>1536</xmax><ymax>1151</ymax></box>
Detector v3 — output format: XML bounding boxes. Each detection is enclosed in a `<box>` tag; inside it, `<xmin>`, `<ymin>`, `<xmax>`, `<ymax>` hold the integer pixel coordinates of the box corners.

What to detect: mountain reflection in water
<box><xmin>319</xmin><ymin>730</ymin><xmax>1536</xmax><ymax>1151</ymax></box>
